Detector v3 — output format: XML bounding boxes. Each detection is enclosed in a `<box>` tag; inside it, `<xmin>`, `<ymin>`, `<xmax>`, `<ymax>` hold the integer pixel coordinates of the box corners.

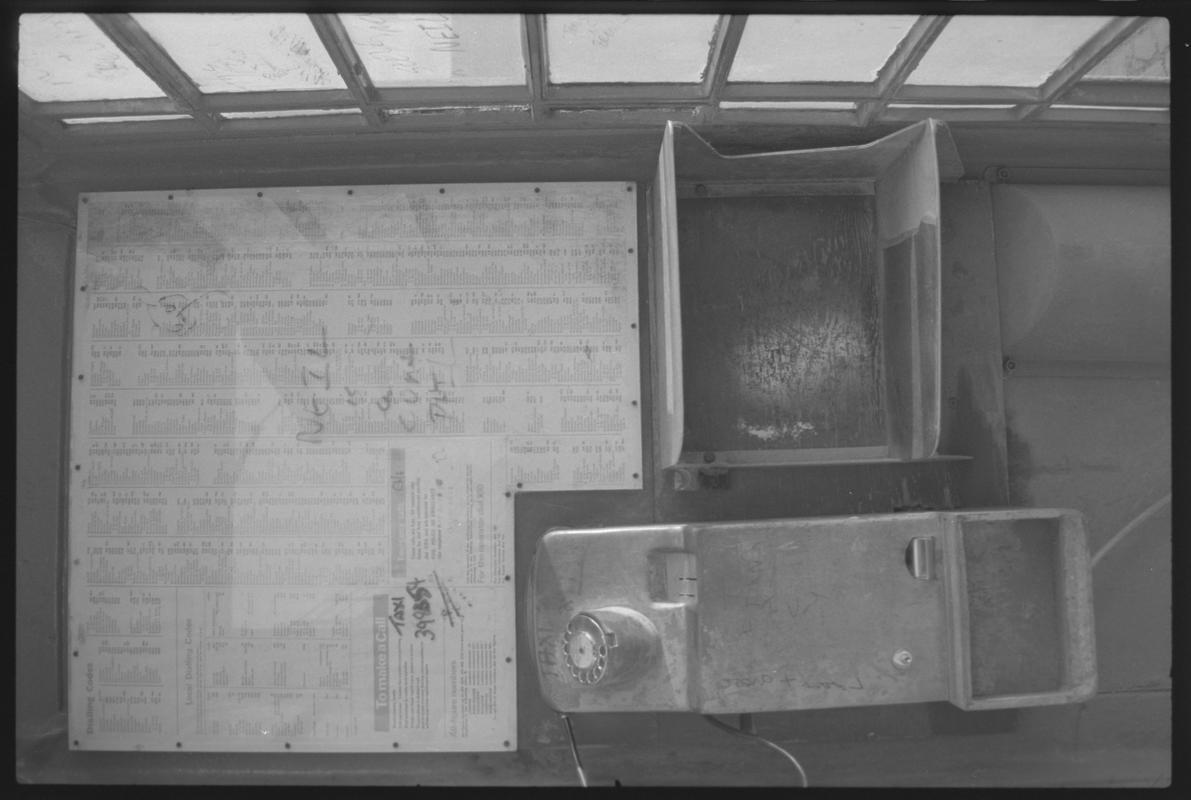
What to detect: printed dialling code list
<box><xmin>68</xmin><ymin>183</ymin><xmax>643</xmax><ymax>752</ymax></box>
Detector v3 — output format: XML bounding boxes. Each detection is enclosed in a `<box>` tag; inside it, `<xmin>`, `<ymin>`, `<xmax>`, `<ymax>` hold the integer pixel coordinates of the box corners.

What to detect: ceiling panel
<box><xmin>131</xmin><ymin>13</ymin><xmax>345</xmax><ymax>93</ymax></box>
<box><xmin>18</xmin><ymin>13</ymin><xmax>167</xmax><ymax>101</ymax></box>
<box><xmin>340</xmin><ymin>13</ymin><xmax>526</xmax><ymax>87</ymax></box>
<box><xmin>729</xmin><ymin>15</ymin><xmax>919</xmax><ymax>83</ymax></box>
<box><xmin>906</xmin><ymin>16</ymin><xmax>1115</xmax><ymax>87</ymax></box>
<box><xmin>546</xmin><ymin>14</ymin><xmax>720</xmax><ymax>83</ymax></box>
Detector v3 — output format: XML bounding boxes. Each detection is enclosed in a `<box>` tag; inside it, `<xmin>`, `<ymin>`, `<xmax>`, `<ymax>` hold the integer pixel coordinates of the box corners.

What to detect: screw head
<box><xmin>893</xmin><ymin>649</ymin><xmax>913</xmax><ymax>669</ymax></box>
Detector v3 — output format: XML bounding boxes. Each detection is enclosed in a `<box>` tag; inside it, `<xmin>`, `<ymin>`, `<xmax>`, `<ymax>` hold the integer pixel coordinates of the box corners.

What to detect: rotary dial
<box><xmin>562</xmin><ymin>614</ymin><xmax>610</xmax><ymax>685</ymax></box>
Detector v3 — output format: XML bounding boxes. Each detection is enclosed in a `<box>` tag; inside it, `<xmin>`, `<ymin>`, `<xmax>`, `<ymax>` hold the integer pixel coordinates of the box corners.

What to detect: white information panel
<box><xmin>67</xmin><ymin>182</ymin><xmax>642</xmax><ymax>752</ymax></box>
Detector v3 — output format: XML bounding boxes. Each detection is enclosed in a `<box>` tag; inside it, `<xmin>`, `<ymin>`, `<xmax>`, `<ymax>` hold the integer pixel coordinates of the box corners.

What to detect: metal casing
<box><xmin>529</xmin><ymin>509</ymin><xmax>1096</xmax><ymax>714</ymax></box>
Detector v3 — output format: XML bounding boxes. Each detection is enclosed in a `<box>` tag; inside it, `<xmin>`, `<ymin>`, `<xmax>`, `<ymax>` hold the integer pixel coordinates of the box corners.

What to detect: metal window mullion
<box><xmin>1017</xmin><ymin>17</ymin><xmax>1150</xmax><ymax>120</ymax></box>
<box><xmin>896</xmin><ymin>84</ymin><xmax>1042</xmax><ymax>103</ymax></box>
<box><xmin>1060</xmin><ymin>80</ymin><xmax>1169</xmax><ymax>108</ymax></box>
<box><xmin>522</xmin><ymin>14</ymin><xmax>549</xmax><ymax>121</ymax></box>
<box><xmin>881</xmin><ymin>106</ymin><xmax>1023</xmax><ymax>123</ymax></box>
<box><xmin>39</xmin><ymin>103</ymin><xmax>1170</xmax><ymax>148</ymax></box>
<box><xmin>858</xmin><ymin>15</ymin><xmax>951</xmax><ymax>126</ymax></box>
<box><xmin>721</xmin><ymin>82</ymin><xmax>879</xmax><ymax>102</ymax></box>
<box><xmin>87</xmin><ymin>13</ymin><xmax>220</xmax><ymax>132</ymax></box>
<box><xmin>58</xmin><ymin>118</ymin><xmax>205</xmax><ymax>139</ymax></box>
<box><xmin>548</xmin><ymin>83</ymin><xmax>711</xmax><ymax>104</ymax></box>
<box><xmin>1034</xmin><ymin>106</ymin><xmax>1169</xmax><ymax>124</ymax></box>
<box><xmin>34</xmin><ymin>97</ymin><xmax>183</xmax><ymax>118</ymax></box>
<box><xmin>712</xmin><ymin>108</ymin><xmax>864</xmax><ymax>127</ymax></box>
<box><xmin>703</xmin><ymin>15</ymin><xmax>748</xmax><ymax>104</ymax></box>
<box><xmin>376</xmin><ymin>85</ymin><xmax>532</xmax><ymax>108</ymax></box>
<box><xmin>204</xmin><ymin>89</ymin><xmax>357</xmax><ymax>113</ymax></box>
<box><xmin>308</xmin><ymin>14</ymin><xmax>385</xmax><ymax>128</ymax></box>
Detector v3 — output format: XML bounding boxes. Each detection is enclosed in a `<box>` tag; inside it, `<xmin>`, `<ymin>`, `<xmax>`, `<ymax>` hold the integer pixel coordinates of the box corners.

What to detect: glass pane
<box><xmin>18</xmin><ymin>13</ymin><xmax>166</xmax><ymax>101</ymax></box>
<box><xmin>340</xmin><ymin>14</ymin><xmax>525</xmax><ymax>87</ymax></box>
<box><xmin>387</xmin><ymin>105</ymin><xmax>531</xmax><ymax>114</ymax></box>
<box><xmin>63</xmin><ymin>114</ymin><xmax>191</xmax><ymax>124</ymax></box>
<box><xmin>888</xmin><ymin>103</ymin><xmax>1015</xmax><ymax>110</ymax></box>
<box><xmin>1050</xmin><ymin>104</ymin><xmax>1168</xmax><ymax>112</ymax></box>
<box><xmin>729</xmin><ymin>15</ymin><xmax>918</xmax><ymax>83</ymax></box>
<box><xmin>546</xmin><ymin>14</ymin><xmax>719</xmax><ymax>83</ymax></box>
<box><xmin>907</xmin><ymin>16</ymin><xmax>1115</xmax><ymax>87</ymax></box>
<box><xmin>131</xmin><ymin>13</ymin><xmax>345</xmax><ymax>93</ymax></box>
<box><xmin>1085</xmin><ymin>17</ymin><xmax>1169</xmax><ymax>80</ymax></box>
<box><xmin>221</xmin><ymin>108</ymin><xmax>360</xmax><ymax>118</ymax></box>
<box><xmin>719</xmin><ymin>100</ymin><xmax>857</xmax><ymax>110</ymax></box>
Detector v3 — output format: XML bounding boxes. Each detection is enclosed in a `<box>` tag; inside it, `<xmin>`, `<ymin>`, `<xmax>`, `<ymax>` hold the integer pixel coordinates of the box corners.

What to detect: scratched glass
<box><xmin>906</xmin><ymin>16</ymin><xmax>1115</xmax><ymax>87</ymax></box>
<box><xmin>718</xmin><ymin>101</ymin><xmax>857</xmax><ymax>110</ymax></box>
<box><xmin>886</xmin><ymin>104</ymin><xmax>1016</xmax><ymax>110</ymax></box>
<box><xmin>728</xmin><ymin>15</ymin><xmax>918</xmax><ymax>83</ymax></box>
<box><xmin>1046</xmin><ymin>106</ymin><xmax>1169</xmax><ymax>117</ymax></box>
<box><xmin>385</xmin><ymin>105</ymin><xmax>532</xmax><ymax>115</ymax></box>
<box><xmin>339</xmin><ymin>13</ymin><xmax>526</xmax><ymax>87</ymax></box>
<box><xmin>1049</xmin><ymin>105</ymin><xmax>1168</xmax><ymax>112</ymax></box>
<box><xmin>130</xmin><ymin>13</ymin><xmax>345</xmax><ymax>93</ymax></box>
<box><xmin>1084</xmin><ymin>17</ymin><xmax>1169</xmax><ymax>80</ymax></box>
<box><xmin>63</xmin><ymin>114</ymin><xmax>194</xmax><ymax>124</ymax></box>
<box><xmin>220</xmin><ymin>108</ymin><xmax>361</xmax><ymax>119</ymax></box>
<box><xmin>18</xmin><ymin>13</ymin><xmax>167</xmax><ymax>102</ymax></box>
<box><xmin>546</xmin><ymin>14</ymin><xmax>721</xmax><ymax>83</ymax></box>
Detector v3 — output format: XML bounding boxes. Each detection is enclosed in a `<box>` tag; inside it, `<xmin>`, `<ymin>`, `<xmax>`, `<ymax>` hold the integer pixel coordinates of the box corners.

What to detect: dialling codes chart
<box><xmin>68</xmin><ymin>183</ymin><xmax>642</xmax><ymax>752</ymax></box>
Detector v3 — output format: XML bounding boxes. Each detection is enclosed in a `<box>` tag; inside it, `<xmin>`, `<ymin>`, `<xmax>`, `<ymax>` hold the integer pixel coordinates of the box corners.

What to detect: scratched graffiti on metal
<box><xmin>677</xmin><ymin>195</ymin><xmax>884</xmax><ymax>451</ymax></box>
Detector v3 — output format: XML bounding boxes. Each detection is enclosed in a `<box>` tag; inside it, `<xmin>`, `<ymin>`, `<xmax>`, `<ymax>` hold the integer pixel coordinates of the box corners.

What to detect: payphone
<box><xmin>530</xmin><ymin>508</ymin><xmax>1096</xmax><ymax>714</ymax></box>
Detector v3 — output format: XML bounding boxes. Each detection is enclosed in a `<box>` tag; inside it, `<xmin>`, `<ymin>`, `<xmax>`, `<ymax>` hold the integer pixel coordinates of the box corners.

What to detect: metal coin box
<box><xmin>530</xmin><ymin>509</ymin><xmax>1096</xmax><ymax>714</ymax></box>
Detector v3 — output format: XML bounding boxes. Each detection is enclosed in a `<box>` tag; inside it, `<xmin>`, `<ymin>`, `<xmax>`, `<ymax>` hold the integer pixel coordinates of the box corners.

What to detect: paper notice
<box><xmin>68</xmin><ymin>182</ymin><xmax>641</xmax><ymax>751</ymax></box>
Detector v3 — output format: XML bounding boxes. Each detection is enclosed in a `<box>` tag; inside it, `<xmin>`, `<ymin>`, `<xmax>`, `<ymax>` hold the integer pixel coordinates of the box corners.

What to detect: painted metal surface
<box><xmin>678</xmin><ymin>194</ymin><xmax>885</xmax><ymax>452</ymax></box>
<box><xmin>530</xmin><ymin>509</ymin><xmax>1094</xmax><ymax>715</ymax></box>
<box><xmin>656</xmin><ymin>119</ymin><xmax>956</xmax><ymax>466</ymax></box>
<box><xmin>941</xmin><ymin>508</ymin><xmax>1096</xmax><ymax>710</ymax></box>
<box><xmin>693</xmin><ymin>515</ymin><xmax>951</xmax><ymax>713</ymax></box>
<box><xmin>994</xmin><ymin>185</ymin><xmax>1170</xmax><ymax>698</ymax></box>
<box><xmin>936</xmin><ymin>181</ymin><xmax>1009</xmax><ymax>508</ymax></box>
<box><xmin>1003</xmin><ymin>377</ymin><xmax>1170</xmax><ymax>694</ymax></box>
<box><xmin>993</xmin><ymin>185</ymin><xmax>1170</xmax><ymax>367</ymax></box>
